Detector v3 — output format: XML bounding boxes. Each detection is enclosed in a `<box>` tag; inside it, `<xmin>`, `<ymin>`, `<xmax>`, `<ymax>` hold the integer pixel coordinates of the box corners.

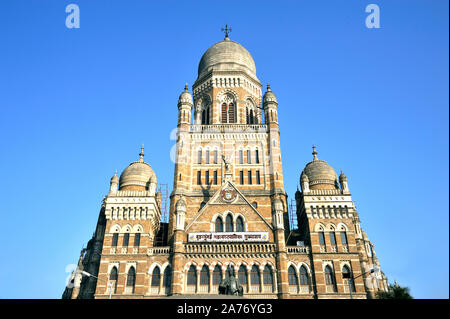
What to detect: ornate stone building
<box><xmin>63</xmin><ymin>31</ymin><xmax>388</xmax><ymax>299</ymax></box>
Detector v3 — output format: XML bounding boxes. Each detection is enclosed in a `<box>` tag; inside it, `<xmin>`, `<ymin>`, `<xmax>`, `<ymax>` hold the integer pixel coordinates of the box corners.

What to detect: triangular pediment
<box><xmin>185</xmin><ymin>180</ymin><xmax>273</xmax><ymax>232</ymax></box>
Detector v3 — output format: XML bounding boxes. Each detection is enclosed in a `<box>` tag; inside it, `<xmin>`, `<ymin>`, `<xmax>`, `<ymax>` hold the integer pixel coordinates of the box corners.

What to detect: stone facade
<box><xmin>62</xmin><ymin>34</ymin><xmax>388</xmax><ymax>299</ymax></box>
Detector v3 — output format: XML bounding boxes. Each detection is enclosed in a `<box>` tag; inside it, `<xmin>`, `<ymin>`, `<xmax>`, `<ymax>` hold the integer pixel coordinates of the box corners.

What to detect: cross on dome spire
<box><xmin>221</xmin><ymin>24</ymin><xmax>232</xmax><ymax>39</ymax></box>
<box><xmin>312</xmin><ymin>144</ymin><xmax>318</xmax><ymax>161</ymax></box>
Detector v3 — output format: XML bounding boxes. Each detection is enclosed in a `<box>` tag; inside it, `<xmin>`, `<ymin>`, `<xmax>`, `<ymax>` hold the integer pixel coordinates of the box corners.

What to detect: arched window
<box><xmin>238</xmin><ymin>265</ymin><xmax>248</xmax><ymax>288</ymax></box>
<box><xmin>200</xmin><ymin>266</ymin><xmax>209</xmax><ymax>290</ymax></box>
<box><xmin>221</xmin><ymin>102</ymin><xmax>235</xmax><ymax>123</ymax></box>
<box><xmin>126</xmin><ymin>267</ymin><xmax>136</xmax><ymax>292</ymax></box>
<box><xmin>109</xmin><ymin>267</ymin><xmax>118</xmax><ymax>281</ymax></box>
<box><xmin>341</xmin><ymin>231</ymin><xmax>348</xmax><ymax>246</ymax></box>
<box><xmin>299</xmin><ymin>266</ymin><xmax>309</xmax><ymax>286</ymax></box>
<box><xmin>215</xmin><ymin>217</ymin><xmax>223</xmax><ymax>232</ymax></box>
<box><xmin>123</xmin><ymin>233</ymin><xmax>129</xmax><ymax>247</ymax></box>
<box><xmin>342</xmin><ymin>265</ymin><xmax>355</xmax><ymax>292</ymax></box>
<box><xmin>134</xmin><ymin>233</ymin><xmax>141</xmax><ymax>247</ymax></box>
<box><xmin>213</xmin><ymin>265</ymin><xmax>222</xmax><ymax>286</ymax></box>
<box><xmin>263</xmin><ymin>265</ymin><xmax>273</xmax><ymax>292</ymax></box>
<box><xmin>324</xmin><ymin>266</ymin><xmax>335</xmax><ymax>291</ymax></box>
<box><xmin>236</xmin><ymin>216</ymin><xmax>244</xmax><ymax>232</ymax></box>
<box><xmin>112</xmin><ymin>233</ymin><xmax>118</xmax><ymax>247</ymax></box>
<box><xmin>151</xmin><ymin>267</ymin><xmax>161</xmax><ymax>287</ymax></box>
<box><xmin>163</xmin><ymin>266</ymin><xmax>171</xmax><ymax>294</ymax></box>
<box><xmin>249</xmin><ymin>109</ymin><xmax>254</xmax><ymax>124</ymax></box>
<box><xmin>318</xmin><ymin>231</ymin><xmax>326</xmax><ymax>246</ymax></box>
<box><xmin>250</xmin><ymin>265</ymin><xmax>260</xmax><ymax>292</ymax></box>
<box><xmin>225</xmin><ymin>214</ymin><xmax>233</xmax><ymax>232</ymax></box>
<box><xmin>288</xmin><ymin>266</ymin><xmax>298</xmax><ymax>287</ymax></box>
<box><xmin>187</xmin><ymin>265</ymin><xmax>197</xmax><ymax>291</ymax></box>
<box><xmin>330</xmin><ymin>231</ymin><xmax>337</xmax><ymax>246</ymax></box>
<box><xmin>252</xmin><ymin>202</ymin><xmax>258</xmax><ymax>209</ymax></box>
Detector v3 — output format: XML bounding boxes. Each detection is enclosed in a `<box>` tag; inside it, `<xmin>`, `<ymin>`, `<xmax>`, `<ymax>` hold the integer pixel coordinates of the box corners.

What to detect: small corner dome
<box><xmin>263</xmin><ymin>84</ymin><xmax>277</xmax><ymax>104</ymax></box>
<box><xmin>110</xmin><ymin>173</ymin><xmax>119</xmax><ymax>184</ymax></box>
<box><xmin>176</xmin><ymin>198</ymin><xmax>186</xmax><ymax>210</ymax></box>
<box><xmin>178</xmin><ymin>85</ymin><xmax>193</xmax><ymax>105</ymax></box>
<box><xmin>197</xmin><ymin>38</ymin><xmax>257</xmax><ymax>80</ymax></box>
<box><xmin>118</xmin><ymin>148</ymin><xmax>157</xmax><ymax>191</ymax></box>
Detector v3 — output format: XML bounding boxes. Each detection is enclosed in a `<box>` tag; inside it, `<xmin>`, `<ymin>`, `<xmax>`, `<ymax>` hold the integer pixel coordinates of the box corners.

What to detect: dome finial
<box><xmin>221</xmin><ymin>24</ymin><xmax>232</xmax><ymax>40</ymax></box>
<box><xmin>267</xmin><ymin>83</ymin><xmax>271</xmax><ymax>91</ymax></box>
<box><xmin>139</xmin><ymin>144</ymin><xmax>144</xmax><ymax>163</ymax></box>
<box><xmin>184</xmin><ymin>83</ymin><xmax>188</xmax><ymax>92</ymax></box>
<box><xmin>312</xmin><ymin>144</ymin><xmax>318</xmax><ymax>161</ymax></box>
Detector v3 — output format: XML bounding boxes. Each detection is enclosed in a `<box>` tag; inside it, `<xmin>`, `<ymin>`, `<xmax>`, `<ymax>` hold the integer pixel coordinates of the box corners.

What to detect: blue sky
<box><xmin>0</xmin><ymin>0</ymin><xmax>447</xmax><ymax>299</ymax></box>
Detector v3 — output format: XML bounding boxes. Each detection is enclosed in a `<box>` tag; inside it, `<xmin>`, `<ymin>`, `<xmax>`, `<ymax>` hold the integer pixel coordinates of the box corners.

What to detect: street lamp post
<box><xmin>81</xmin><ymin>270</ymin><xmax>113</xmax><ymax>299</ymax></box>
<box><xmin>345</xmin><ymin>267</ymin><xmax>379</xmax><ymax>299</ymax></box>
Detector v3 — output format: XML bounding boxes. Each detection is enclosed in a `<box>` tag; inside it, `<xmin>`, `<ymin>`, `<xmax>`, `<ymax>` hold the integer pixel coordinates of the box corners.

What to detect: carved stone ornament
<box><xmin>221</xmin><ymin>187</ymin><xmax>237</xmax><ymax>203</ymax></box>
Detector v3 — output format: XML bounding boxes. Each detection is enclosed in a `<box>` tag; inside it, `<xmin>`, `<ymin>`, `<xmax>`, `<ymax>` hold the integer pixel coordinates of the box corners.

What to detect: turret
<box><xmin>263</xmin><ymin>84</ymin><xmax>278</xmax><ymax>125</ymax></box>
<box><xmin>339</xmin><ymin>170</ymin><xmax>350</xmax><ymax>194</ymax></box>
<box><xmin>109</xmin><ymin>171</ymin><xmax>118</xmax><ymax>194</ymax></box>
<box><xmin>178</xmin><ymin>84</ymin><xmax>193</xmax><ymax>126</ymax></box>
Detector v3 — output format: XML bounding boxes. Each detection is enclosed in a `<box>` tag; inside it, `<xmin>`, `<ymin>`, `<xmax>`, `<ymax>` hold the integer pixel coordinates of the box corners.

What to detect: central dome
<box><xmin>197</xmin><ymin>37</ymin><xmax>257</xmax><ymax>80</ymax></box>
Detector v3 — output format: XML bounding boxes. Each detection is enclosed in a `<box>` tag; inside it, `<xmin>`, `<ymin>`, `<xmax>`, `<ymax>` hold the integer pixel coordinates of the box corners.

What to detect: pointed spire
<box><xmin>312</xmin><ymin>144</ymin><xmax>318</xmax><ymax>161</ymax></box>
<box><xmin>184</xmin><ymin>83</ymin><xmax>188</xmax><ymax>92</ymax></box>
<box><xmin>139</xmin><ymin>144</ymin><xmax>144</xmax><ymax>163</ymax></box>
<box><xmin>267</xmin><ymin>83</ymin><xmax>271</xmax><ymax>91</ymax></box>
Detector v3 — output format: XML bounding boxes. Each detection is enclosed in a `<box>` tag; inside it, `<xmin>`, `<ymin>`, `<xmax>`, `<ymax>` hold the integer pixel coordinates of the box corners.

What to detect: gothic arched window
<box><xmin>221</xmin><ymin>95</ymin><xmax>235</xmax><ymax>124</ymax></box>
<box><xmin>299</xmin><ymin>266</ymin><xmax>309</xmax><ymax>286</ymax></box>
<box><xmin>330</xmin><ymin>231</ymin><xmax>337</xmax><ymax>246</ymax></box>
<box><xmin>236</xmin><ymin>216</ymin><xmax>244</xmax><ymax>232</ymax></box>
<box><xmin>215</xmin><ymin>217</ymin><xmax>223</xmax><ymax>232</ymax></box>
<box><xmin>109</xmin><ymin>266</ymin><xmax>118</xmax><ymax>293</ymax></box>
<box><xmin>341</xmin><ymin>231</ymin><xmax>348</xmax><ymax>246</ymax></box>
<box><xmin>263</xmin><ymin>265</ymin><xmax>273</xmax><ymax>288</ymax></box>
<box><xmin>110</xmin><ymin>267</ymin><xmax>118</xmax><ymax>281</ymax></box>
<box><xmin>151</xmin><ymin>267</ymin><xmax>161</xmax><ymax>287</ymax></box>
<box><xmin>163</xmin><ymin>266</ymin><xmax>171</xmax><ymax>292</ymax></box>
<box><xmin>187</xmin><ymin>265</ymin><xmax>197</xmax><ymax>286</ymax></box>
<box><xmin>324</xmin><ymin>266</ymin><xmax>335</xmax><ymax>286</ymax></box>
<box><xmin>225</xmin><ymin>214</ymin><xmax>233</xmax><ymax>232</ymax></box>
<box><xmin>288</xmin><ymin>266</ymin><xmax>298</xmax><ymax>286</ymax></box>
<box><xmin>213</xmin><ymin>265</ymin><xmax>222</xmax><ymax>285</ymax></box>
<box><xmin>342</xmin><ymin>265</ymin><xmax>355</xmax><ymax>292</ymax></box>
<box><xmin>200</xmin><ymin>265</ymin><xmax>209</xmax><ymax>286</ymax></box>
<box><xmin>250</xmin><ymin>265</ymin><xmax>260</xmax><ymax>289</ymax></box>
<box><xmin>112</xmin><ymin>233</ymin><xmax>118</xmax><ymax>247</ymax></box>
<box><xmin>238</xmin><ymin>265</ymin><xmax>248</xmax><ymax>287</ymax></box>
<box><xmin>126</xmin><ymin>267</ymin><xmax>136</xmax><ymax>291</ymax></box>
<box><xmin>123</xmin><ymin>233</ymin><xmax>129</xmax><ymax>247</ymax></box>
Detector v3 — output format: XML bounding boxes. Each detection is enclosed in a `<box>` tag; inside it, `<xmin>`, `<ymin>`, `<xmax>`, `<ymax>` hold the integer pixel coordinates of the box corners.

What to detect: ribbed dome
<box><xmin>119</xmin><ymin>147</ymin><xmax>157</xmax><ymax>191</ymax></box>
<box><xmin>301</xmin><ymin>146</ymin><xmax>338</xmax><ymax>190</ymax></box>
<box><xmin>197</xmin><ymin>37</ymin><xmax>257</xmax><ymax>80</ymax></box>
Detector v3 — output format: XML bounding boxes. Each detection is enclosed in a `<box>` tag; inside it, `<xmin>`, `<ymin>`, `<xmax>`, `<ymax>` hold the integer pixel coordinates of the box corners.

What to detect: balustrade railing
<box><xmin>190</xmin><ymin>124</ymin><xmax>267</xmax><ymax>133</ymax></box>
<box><xmin>184</xmin><ymin>243</ymin><xmax>276</xmax><ymax>255</ymax></box>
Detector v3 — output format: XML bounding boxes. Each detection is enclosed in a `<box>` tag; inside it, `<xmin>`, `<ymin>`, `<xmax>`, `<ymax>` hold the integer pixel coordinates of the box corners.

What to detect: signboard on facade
<box><xmin>188</xmin><ymin>232</ymin><xmax>269</xmax><ymax>243</ymax></box>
